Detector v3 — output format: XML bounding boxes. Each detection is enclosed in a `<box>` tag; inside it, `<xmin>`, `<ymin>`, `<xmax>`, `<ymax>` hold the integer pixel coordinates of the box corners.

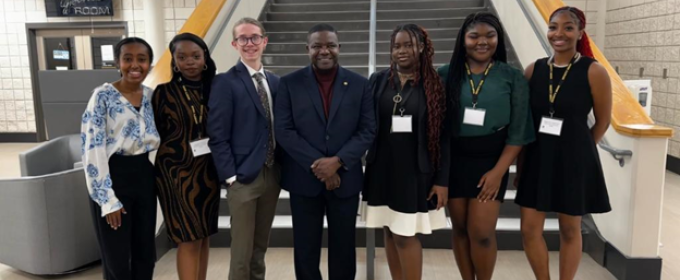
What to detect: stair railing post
<box><xmin>366</xmin><ymin>0</ymin><xmax>377</xmax><ymax>279</ymax></box>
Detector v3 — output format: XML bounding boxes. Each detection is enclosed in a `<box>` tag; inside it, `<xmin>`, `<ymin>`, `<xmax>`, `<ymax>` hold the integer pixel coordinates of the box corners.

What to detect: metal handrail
<box><xmin>366</xmin><ymin>1</ymin><xmax>377</xmax><ymax>279</ymax></box>
<box><xmin>209</xmin><ymin>0</ymin><xmax>242</xmax><ymax>52</ymax></box>
<box><xmin>588</xmin><ymin>117</ymin><xmax>633</xmax><ymax>167</ymax></box>
<box><xmin>599</xmin><ymin>138</ymin><xmax>633</xmax><ymax>167</ymax></box>
<box><xmin>515</xmin><ymin>0</ymin><xmax>551</xmax><ymax>55</ymax></box>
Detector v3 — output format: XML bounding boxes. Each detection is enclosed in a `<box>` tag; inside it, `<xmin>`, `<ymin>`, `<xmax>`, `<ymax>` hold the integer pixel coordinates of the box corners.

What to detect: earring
<box><xmin>173</xmin><ymin>66</ymin><xmax>180</xmax><ymax>72</ymax></box>
<box><xmin>203</xmin><ymin>64</ymin><xmax>208</xmax><ymax>71</ymax></box>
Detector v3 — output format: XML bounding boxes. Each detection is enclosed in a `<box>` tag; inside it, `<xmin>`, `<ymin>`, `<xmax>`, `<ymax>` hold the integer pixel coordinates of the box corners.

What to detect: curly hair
<box><xmin>445</xmin><ymin>12</ymin><xmax>507</xmax><ymax>138</ymax></box>
<box><xmin>550</xmin><ymin>6</ymin><xmax>595</xmax><ymax>58</ymax></box>
<box><xmin>388</xmin><ymin>24</ymin><xmax>446</xmax><ymax>168</ymax></box>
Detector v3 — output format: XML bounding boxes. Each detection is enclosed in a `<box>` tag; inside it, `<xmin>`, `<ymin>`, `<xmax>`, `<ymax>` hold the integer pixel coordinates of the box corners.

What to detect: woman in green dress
<box><xmin>438</xmin><ymin>12</ymin><xmax>535</xmax><ymax>280</ymax></box>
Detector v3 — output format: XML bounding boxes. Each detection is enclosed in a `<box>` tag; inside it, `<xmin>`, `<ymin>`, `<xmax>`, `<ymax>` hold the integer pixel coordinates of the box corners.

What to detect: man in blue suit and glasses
<box><xmin>274</xmin><ymin>23</ymin><xmax>376</xmax><ymax>280</ymax></box>
<box><xmin>208</xmin><ymin>17</ymin><xmax>281</xmax><ymax>280</ymax></box>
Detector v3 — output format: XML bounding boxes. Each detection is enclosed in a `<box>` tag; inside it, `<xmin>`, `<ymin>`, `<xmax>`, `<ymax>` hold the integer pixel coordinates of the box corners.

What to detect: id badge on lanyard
<box><xmin>539</xmin><ymin>117</ymin><xmax>563</xmax><ymax>136</ymax></box>
<box><xmin>463</xmin><ymin>107</ymin><xmax>486</xmax><ymax>126</ymax></box>
<box><xmin>463</xmin><ymin>62</ymin><xmax>492</xmax><ymax>127</ymax></box>
<box><xmin>391</xmin><ymin>106</ymin><xmax>412</xmax><ymax>133</ymax></box>
<box><xmin>190</xmin><ymin>138</ymin><xmax>211</xmax><ymax>157</ymax></box>
<box><xmin>542</xmin><ymin>54</ymin><xmax>577</xmax><ymax>137</ymax></box>
<box><xmin>392</xmin><ymin>115</ymin><xmax>413</xmax><ymax>133</ymax></box>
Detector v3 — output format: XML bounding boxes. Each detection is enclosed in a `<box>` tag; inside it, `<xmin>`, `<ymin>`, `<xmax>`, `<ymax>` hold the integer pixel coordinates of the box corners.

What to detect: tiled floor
<box><xmin>0</xmin><ymin>144</ymin><xmax>678</xmax><ymax>279</ymax></box>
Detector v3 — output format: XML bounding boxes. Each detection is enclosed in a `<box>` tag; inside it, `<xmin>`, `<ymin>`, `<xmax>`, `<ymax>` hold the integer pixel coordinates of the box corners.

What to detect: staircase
<box><xmin>212</xmin><ymin>0</ymin><xmax>568</xmax><ymax>250</ymax></box>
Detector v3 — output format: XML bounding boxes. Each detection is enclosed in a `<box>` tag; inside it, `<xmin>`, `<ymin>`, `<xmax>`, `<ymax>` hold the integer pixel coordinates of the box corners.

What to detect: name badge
<box><xmin>463</xmin><ymin>107</ymin><xmax>486</xmax><ymax>126</ymax></box>
<box><xmin>392</xmin><ymin>115</ymin><xmax>413</xmax><ymax>133</ymax></box>
<box><xmin>539</xmin><ymin>117</ymin><xmax>563</xmax><ymax>136</ymax></box>
<box><xmin>190</xmin><ymin>138</ymin><xmax>211</xmax><ymax>157</ymax></box>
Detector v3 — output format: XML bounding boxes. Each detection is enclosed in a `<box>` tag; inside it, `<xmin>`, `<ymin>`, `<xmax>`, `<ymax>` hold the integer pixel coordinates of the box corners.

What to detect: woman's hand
<box><xmin>428</xmin><ymin>185</ymin><xmax>448</xmax><ymax>210</ymax></box>
<box><xmin>106</xmin><ymin>208</ymin><xmax>127</xmax><ymax>230</ymax></box>
<box><xmin>477</xmin><ymin>168</ymin><xmax>504</xmax><ymax>202</ymax></box>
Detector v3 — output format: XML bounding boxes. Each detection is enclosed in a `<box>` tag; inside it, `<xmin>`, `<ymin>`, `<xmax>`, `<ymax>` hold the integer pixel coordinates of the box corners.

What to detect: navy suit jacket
<box><xmin>208</xmin><ymin>61</ymin><xmax>280</xmax><ymax>184</ymax></box>
<box><xmin>274</xmin><ymin>66</ymin><xmax>376</xmax><ymax>198</ymax></box>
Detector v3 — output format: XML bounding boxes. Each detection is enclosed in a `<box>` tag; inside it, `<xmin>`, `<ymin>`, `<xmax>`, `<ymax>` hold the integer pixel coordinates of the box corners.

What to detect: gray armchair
<box><xmin>0</xmin><ymin>134</ymin><xmax>100</xmax><ymax>275</ymax></box>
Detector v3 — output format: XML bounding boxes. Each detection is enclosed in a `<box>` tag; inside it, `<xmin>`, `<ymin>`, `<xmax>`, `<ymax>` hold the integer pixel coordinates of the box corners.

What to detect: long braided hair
<box><xmin>550</xmin><ymin>6</ymin><xmax>594</xmax><ymax>58</ymax></box>
<box><xmin>388</xmin><ymin>24</ymin><xmax>446</xmax><ymax>168</ymax></box>
<box><xmin>445</xmin><ymin>12</ymin><xmax>507</xmax><ymax>137</ymax></box>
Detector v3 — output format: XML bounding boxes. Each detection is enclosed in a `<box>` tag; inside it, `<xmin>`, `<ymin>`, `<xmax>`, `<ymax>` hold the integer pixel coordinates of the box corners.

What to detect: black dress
<box><xmin>515</xmin><ymin>56</ymin><xmax>612</xmax><ymax>215</ymax></box>
<box><xmin>361</xmin><ymin>75</ymin><xmax>447</xmax><ymax>237</ymax></box>
<box><xmin>153</xmin><ymin>78</ymin><xmax>220</xmax><ymax>243</ymax></box>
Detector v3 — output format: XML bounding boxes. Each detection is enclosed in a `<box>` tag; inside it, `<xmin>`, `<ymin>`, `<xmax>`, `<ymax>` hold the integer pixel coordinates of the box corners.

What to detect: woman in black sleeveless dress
<box><xmin>515</xmin><ymin>7</ymin><xmax>612</xmax><ymax>280</ymax></box>
<box><xmin>153</xmin><ymin>33</ymin><xmax>219</xmax><ymax>280</ymax></box>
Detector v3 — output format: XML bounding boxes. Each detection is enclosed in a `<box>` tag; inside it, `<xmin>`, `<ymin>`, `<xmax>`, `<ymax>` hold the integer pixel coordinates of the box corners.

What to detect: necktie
<box><xmin>253</xmin><ymin>73</ymin><xmax>275</xmax><ymax>167</ymax></box>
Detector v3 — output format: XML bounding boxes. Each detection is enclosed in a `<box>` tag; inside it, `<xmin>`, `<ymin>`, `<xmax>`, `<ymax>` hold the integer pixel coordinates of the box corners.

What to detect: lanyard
<box><xmin>179</xmin><ymin>78</ymin><xmax>204</xmax><ymax>137</ymax></box>
<box><xmin>392</xmin><ymin>73</ymin><xmax>413</xmax><ymax>117</ymax></box>
<box><xmin>465</xmin><ymin>62</ymin><xmax>493</xmax><ymax>109</ymax></box>
<box><xmin>548</xmin><ymin>53</ymin><xmax>578</xmax><ymax>117</ymax></box>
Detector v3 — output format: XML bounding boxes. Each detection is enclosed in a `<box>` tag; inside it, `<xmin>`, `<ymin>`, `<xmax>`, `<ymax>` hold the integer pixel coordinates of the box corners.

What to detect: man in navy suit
<box><xmin>274</xmin><ymin>24</ymin><xmax>376</xmax><ymax>280</ymax></box>
<box><xmin>207</xmin><ymin>17</ymin><xmax>281</xmax><ymax>280</ymax></box>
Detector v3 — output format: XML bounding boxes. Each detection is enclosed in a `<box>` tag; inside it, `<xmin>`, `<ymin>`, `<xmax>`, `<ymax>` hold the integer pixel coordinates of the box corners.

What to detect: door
<box><xmin>36</xmin><ymin>28</ymin><xmax>125</xmax><ymax>71</ymax></box>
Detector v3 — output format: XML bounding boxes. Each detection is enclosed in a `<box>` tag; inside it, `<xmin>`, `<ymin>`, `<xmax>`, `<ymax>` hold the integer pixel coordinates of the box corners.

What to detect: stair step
<box><xmin>266</xmin><ymin>28</ymin><xmax>460</xmax><ymax>43</ymax></box>
<box><xmin>266</xmin><ymin>8</ymin><xmax>485</xmax><ymax>22</ymax></box>
<box><xmin>217</xmin><ymin>167</ymin><xmax>541</xmax><ymax>219</ymax></box>
<box><xmin>268</xmin><ymin>11</ymin><xmax>370</xmax><ymax>22</ymax></box>
<box><xmin>261</xmin><ymin>52</ymin><xmax>452</xmax><ymax>66</ymax></box>
<box><xmin>270</xmin><ymin>3</ymin><xmax>370</xmax><ymax>12</ymax></box>
<box><xmin>217</xmin><ymin>215</ymin><xmax>560</xmax><ymax>232</ymax></box>
<box><xmin>265</xmin><ymin>39</ymin><xmax>456</xmax><ymax>54</ymax></box>
<box><xmin>376</xmin><ymin>8</ymin><xmax>486</xmax><ymax>20</ymax></box>
<box><xmin>265</xmin><ymin>65</ymin><xmax>369</xmax><ymax>76</ymax></box>
<box><xmin>221</xmin><ymin>189</ymin><xmax>515</xmax><ymax>202</ymax></box>
<box><xmin>275</xmin><ymin>0</ymin><xmax>368</xmax><ymax>3</ymax></box>
<box><xmin>212</xmin><ymin>215</ymin><xmax>564</xmax><ymax>249</ymax></box>
<box><xmin>264</xmin><ymin>21</ymin><xmax>371</xmax><ymax>32</ymax></box>
<box><xmin>263</xmin><ymin>18</ymin><xmax>466</xmax><ymax>32</ymax></box>
<box><xmin>270</xmin><ymin>1</ymin><xmax>483</xmax><ymax>13</ymax></box>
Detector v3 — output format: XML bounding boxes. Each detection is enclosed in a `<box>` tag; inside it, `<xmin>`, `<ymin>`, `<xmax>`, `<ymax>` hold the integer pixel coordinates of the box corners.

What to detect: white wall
<box><xmin>604</xmin><ymin>0</ymin><xmax>680</xmax><ymax>158</ymax></box>
<box><xmin>0</xmin><ymin>0</ymin><xmax>203</xmax><ymax>134</ymax></box>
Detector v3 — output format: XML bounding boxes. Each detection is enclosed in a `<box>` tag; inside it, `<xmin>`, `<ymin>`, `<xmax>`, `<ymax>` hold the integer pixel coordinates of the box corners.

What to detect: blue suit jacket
<box><xmin>274</xmin><ymin>66</ymin><xmax>376</xmax><ymax>198</ymax></box>
<box><xmin>208</xmin><ymin>61</ymin><xmax>280</xmax><ymax>184</ymax></box>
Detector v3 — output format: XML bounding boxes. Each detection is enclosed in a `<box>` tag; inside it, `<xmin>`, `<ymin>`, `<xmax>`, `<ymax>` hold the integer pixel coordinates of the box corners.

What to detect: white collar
<box><xmin>242</xmin><ymin>59</ymin><xmax>266</xmax><ymax>78</ymax></box>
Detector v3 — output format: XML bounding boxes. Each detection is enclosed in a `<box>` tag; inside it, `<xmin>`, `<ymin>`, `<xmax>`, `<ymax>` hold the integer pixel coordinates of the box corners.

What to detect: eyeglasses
<box><xmin>234</xmin><ymin>35</ymin><xmax>264</xmax><ymax>46</ymax></box>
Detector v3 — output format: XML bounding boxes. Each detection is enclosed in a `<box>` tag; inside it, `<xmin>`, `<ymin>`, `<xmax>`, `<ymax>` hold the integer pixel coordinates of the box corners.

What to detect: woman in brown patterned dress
<box><xmin>153</xmin><ymin>33</ymin><xmax>219</xmax><ymax>280</ymax></box>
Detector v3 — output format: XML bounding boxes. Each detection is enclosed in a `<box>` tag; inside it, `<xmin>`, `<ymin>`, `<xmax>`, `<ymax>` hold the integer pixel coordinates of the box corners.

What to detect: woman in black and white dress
<box><xmin>360</xmin><ymin>24</ymin><xmax>450</xmax><ymax>280</ymax></box>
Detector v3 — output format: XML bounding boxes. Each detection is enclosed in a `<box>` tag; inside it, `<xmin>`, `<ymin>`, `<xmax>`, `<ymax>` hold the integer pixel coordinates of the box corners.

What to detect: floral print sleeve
<box><xmin>81</xmin><ymin>84</ymin><xmax>160</xmax><ymax>217</ymax></box>
<box><xmin>81</xmin><ymin>86</ymin><xmax>122</xmax><ymax>217</ymax></box>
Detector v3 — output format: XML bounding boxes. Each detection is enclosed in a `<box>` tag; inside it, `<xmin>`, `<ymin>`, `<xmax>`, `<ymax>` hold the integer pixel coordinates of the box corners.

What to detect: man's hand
<box><xmin>325</xmin><ymin>173</ymin><xmax>341</xmax><ymax>191</ymax></box>
<box><xmin>311</xmin><ymin>156</ymin><xmax>342</xmax><ymax>180</ymax></box>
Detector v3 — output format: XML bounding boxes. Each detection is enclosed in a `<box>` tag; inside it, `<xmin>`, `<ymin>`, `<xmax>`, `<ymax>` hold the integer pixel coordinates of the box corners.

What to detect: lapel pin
<box><xmin>343</xmin><ymin>82</ymin><xmax>348</xmax><ymax>86</ymax></box>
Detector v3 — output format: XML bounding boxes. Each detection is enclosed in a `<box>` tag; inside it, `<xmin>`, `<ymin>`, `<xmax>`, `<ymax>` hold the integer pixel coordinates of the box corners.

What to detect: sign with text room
<box><xmin>45</xmin><ymin>0</ymin><xmax>114</xmax><ymax>17</ymax></box>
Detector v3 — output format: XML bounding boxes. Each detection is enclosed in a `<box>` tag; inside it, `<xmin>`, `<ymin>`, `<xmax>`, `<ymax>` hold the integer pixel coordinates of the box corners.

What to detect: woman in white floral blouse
<box><xmin>81</xmin><ymin>37</ymin><xmax>159</xmax><ymax>280</ymax></box>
